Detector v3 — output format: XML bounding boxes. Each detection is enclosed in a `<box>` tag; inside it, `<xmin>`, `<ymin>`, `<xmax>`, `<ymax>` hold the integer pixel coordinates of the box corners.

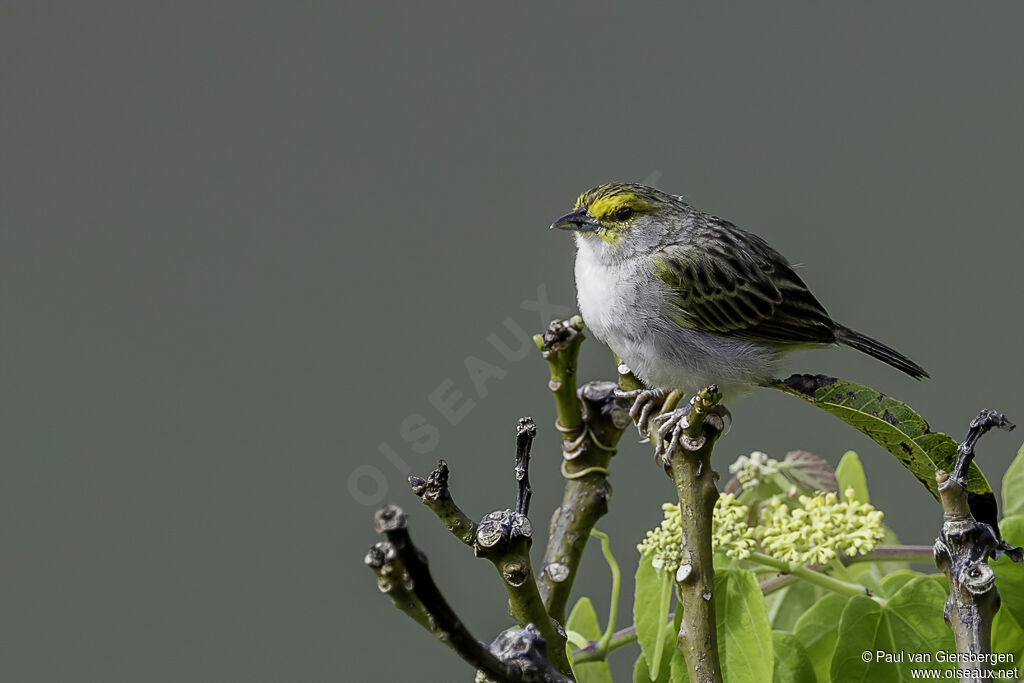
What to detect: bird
<box><xmin>550</xmin><ymin>182</ymin><xmax>928</xmax><ymax>406</ymax></box>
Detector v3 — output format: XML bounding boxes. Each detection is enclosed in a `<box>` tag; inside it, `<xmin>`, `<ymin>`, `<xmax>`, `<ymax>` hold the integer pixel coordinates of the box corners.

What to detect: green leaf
<box><xmin>634</xmin><ymin>554</ymin><xmax>674</xmax><ymax>681</ymax></box>
<box><xmin>764</xmin><ymin>581</ymin><xmax>822</xmax><ymax>632</ymax></box>
<box><xmin>633</xmin><ymin>655</ymin><xmax>650</xmax><ymax>683</ymax></box>
<box><xmin>993</xmin><ymin>515</ymin><xmax>1024</xmax><ymax>672</ymax></box>
<box><xmin>926</xmin><ymin>573</ymin><xmax>950</xmax><ymax>594</ymax></box>
<box><xmin>633</xmin><ymin>613</ymin><xmax>679</xmax><ymax>683</ymax></box>
<box><xmin>715</xmin><ymin>569</ymin><xmax>773</xmax><ymax>683</ymax></box>
<box><xmin>568</xmin><ymin>597</ymin><xmax>603</xmax><ymax>640</ymax></box>
<box><xmin>834</xmin><ymin>559</ymin><xmax>883</xmax><ymax>597</ymax></box>
<box><xmin>665</xmin><ymin>609</ymin><xmax>687</xmax><ymax>683</ymax></box>
<box><xmin>830</xmin><ymin>577</ymin><xmax>954</xmax><ymax>682</ymax></box>
<box><xmin>991</xmin><ymin>608</ymin><xmax>1024</xmax><ymax>675</ymax></box>
<box><xmin>770</xmin><ymin>374</ymin><xmax>997</xmax><ymax>525</ymax></box>
<box><xmin>792</xmin><ymin>593</ymin><xmax>849</xmax><ymax>683</ymax></box>
<box><xmin>567</xmin><ymin>598</ymin><xmax>613</xmax><ymax>683</ymax></box>
<box><xmin>668</xmin><ymin>648</ymin><xmax>687</xmax><ymax>683</ymax></box>
<box><xmin>772</xmin><ymin>631</ymin><xmax>816</xmax><ymax>683</ymax></box>
<box><xmin>1002</xmin><ymin>443</ymin><xmax>1024</xmax><ymax>517</ymax></box>
<box><xmin>835</xmin><ymin>451</ymin><xmax>869</xmax><ymax>503</ymax></box>
<box><xmin>879</xmin><ymin>569</ymin><xmax>925</xmax><ymax>597</ymax></box>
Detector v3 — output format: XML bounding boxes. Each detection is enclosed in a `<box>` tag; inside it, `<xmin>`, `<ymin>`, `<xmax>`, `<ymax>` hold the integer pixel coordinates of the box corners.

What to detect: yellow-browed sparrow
<box><xmin>551</xmin><ymin>183</ymin><xmax>926</xmax><ymax>443</ymax></box>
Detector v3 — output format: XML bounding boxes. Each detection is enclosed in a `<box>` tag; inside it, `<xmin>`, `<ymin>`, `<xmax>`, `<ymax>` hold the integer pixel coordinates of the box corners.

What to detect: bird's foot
<box><xmin>651</xmin><ymin>399</ymin><xmax>729</xmax><ymax>467</ymax></box>
<box><xmin>651</xmin><ymin>406</ymin><xmax>691</xmax><ymax>466</ymax></box>
<box><xmin>615</xmin><ymin>387</ymin><xmax>671</xmax><ymax>439</ymax></box>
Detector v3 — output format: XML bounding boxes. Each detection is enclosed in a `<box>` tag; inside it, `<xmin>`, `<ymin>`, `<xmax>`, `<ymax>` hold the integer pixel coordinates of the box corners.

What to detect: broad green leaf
<box><xmin>633</xmin><ymin>612</ymin><xmax>680</xmax><ymax>683</ymax></box>
<box><xmin>879</xmin><ymin>569</ymin><xmax>925</xmax><ymax>597</ymax></box>
<box><xmin>1002</xmin><ymin>443</ymin><xmax>1024</xmax><ymax>517</ymax></box>
<box><xmin>764</xmin><ymin>581</ymin><xmax>822</xmax><ymax>632</ymax></box>
<box><xmin>634</xmin><ymin>554</ymin><xmax>674</xmax><ymax>681</ymax></box>
<box><xmin>993</xmin><ymin>516</ymin><xmax>1024</xmax><ymax>672</ymax></box>
<box><xmin>927</xmin><ymin>573</ymin><xmax>950</xmax><ymax>594</ymax></box>
<box><xmin>835</xmin><ymin>451</ymin><xmax>869</xmax><ymax>503</ymax></box>
<box><xmin>715</xmin><ymin>569</ymin><xmax>773</xmax><ymax>683</ymax></box>
<box><xmin>772</xmin><ymin>631</ymin><xmax>816</xmax><ymax>683</ymax></box>
<box><xmin>634</xmin><ymin>654</ymin><xmax>658</xmax><ymax>683</ymax></box>
<box><xmin>630</xmin><ymin>647</ymin><xmax>671</xmax><ymax>683</ymax></box>
<box><xmin>567</xmin><ymin>598</ymin><xmax>612</xmax><ymax>683</ymax></box>
<box><xmin>770</xmin><ymin>374</ymin><xmax>997</xmax><ymax>526</ymax></box>
<box><xmin>668</xmin><ymin>648</ymin><xmax>687</xmax><ymax>683</ymax></box>
<box><xmin>830</xmin><ymin>577</ymin><xmax>954</xmax><ymax>682</ymax></box>
<box><xmin>634</xmin><ymin>655</ymin><xmax>649</xmax><ymax>683</ymax></box>
<box><xmin>850</xmin><ymin>563</ymin><xmax>884</xmax><ymax>596</ymax></box>
<box><xmin>568</xmin><ymin>597</ymin><xmax>603</xmax><ymax>640</ymax></box>
<box><xmin>792</xmin><ymin>593</ymin><xmax>849</xmax><ymax>683</ymax></box>
<box><xmin>991</xmin><ymin>609</ymin><xmax>1024</xmax><ymax>676</ymax></box>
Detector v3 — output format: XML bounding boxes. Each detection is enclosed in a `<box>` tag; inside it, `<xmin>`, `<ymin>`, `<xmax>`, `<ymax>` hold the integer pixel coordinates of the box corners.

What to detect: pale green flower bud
<box><xmin>636</xmin><ymin>502</ymin><xmax>683</xmax><ymax>572</ymax></box>
<box><xmin>728</xmin><ymin>451</ymin><xmax>780</xmax><ymax>491</ymax></box>
<box><xmin>712</xmin><ymin>493</ymin><xmax>756</xmax><ymax>560</ymax></box>
<box><xmin>756</xmin><ymin>488</ymin><xmax>885</xmax><ymax>566</ymax></box>
<box><xmin>637</xmin><ymin>495</ymin><xmax>756</xmax><ymax>572</ymax></box>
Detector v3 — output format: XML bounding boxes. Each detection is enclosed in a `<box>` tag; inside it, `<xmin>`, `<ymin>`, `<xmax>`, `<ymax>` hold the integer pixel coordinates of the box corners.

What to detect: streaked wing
<box><xmin>653</xmin><ymin>218</ymin><xmax>837</xmax><ymax>344</ymax></box>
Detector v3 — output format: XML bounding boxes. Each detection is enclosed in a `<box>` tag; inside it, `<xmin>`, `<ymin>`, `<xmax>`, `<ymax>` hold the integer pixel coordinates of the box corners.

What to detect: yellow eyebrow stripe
<box><xmin>586</xmin><ymin>192</ymin><xmax>653</xmax><ymax>220</ymax></box>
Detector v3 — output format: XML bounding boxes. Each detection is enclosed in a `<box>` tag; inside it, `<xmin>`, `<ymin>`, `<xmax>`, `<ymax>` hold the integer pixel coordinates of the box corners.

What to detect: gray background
<box><xmin>2</xmin><ymin>3</ymin><xmax>1022</xmax><ymax>682</ymax></box>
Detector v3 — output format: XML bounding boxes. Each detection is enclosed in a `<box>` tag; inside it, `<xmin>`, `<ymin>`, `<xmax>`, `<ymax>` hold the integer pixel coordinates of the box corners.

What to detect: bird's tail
<box><xmin>834</xmin><ymin>324</ymin><xmax>929</xmax><ymax>380</ymax></box>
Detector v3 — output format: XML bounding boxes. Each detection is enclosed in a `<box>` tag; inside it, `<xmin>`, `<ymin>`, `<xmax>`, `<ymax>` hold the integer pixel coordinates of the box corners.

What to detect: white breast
<box><xmin>574</xmin><ymin>240</ymin><xmax>625</xmax><ymax>341</ymax></box>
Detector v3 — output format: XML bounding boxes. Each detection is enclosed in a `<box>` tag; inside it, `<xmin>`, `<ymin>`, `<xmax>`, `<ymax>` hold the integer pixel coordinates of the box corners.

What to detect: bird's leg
<box><xmin>614</xmin><ymin>387</ymin><xmax>671</xmax><ymax>439</ymax></box>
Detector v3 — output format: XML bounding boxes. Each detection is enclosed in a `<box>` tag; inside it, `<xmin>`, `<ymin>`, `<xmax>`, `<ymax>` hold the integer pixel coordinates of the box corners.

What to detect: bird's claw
<box><xmin>652</xmin><ymin>406</ymin><xmax>692</xmax><ymax>465</ymax></box>
<box><xmin>651</xmin><ymin>403</ymin><xmax>730</xmax><ymax>466</ymax></box>
<box><xmin>616</xmin><ymin>388</ymin><xmax>670</xmax><ymax>439</ymax></box>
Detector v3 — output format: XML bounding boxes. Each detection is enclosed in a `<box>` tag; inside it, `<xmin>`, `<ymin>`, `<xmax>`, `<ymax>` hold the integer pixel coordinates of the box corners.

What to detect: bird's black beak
<box><xmin>550</xmin><ymin>207</ymin><xmax>598</xmax><ymax>232</ymax></box>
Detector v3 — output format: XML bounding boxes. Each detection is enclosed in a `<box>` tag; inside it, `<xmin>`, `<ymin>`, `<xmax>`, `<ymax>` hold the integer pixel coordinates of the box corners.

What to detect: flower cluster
<box><xmin>756</xmin><ymin>488</ymin><xmax>885</xmax><ymax>566</ymax></box>
<box><xmin>728</xmin><ymin>451</ymin><xmax>780</xmax><ymax>491</ymax></box>
<box><xmin>637</xmin><ymin>495</ymin><xmax>756</xmax><ymax>571</ymax></box>
<box><xmin>712</xmin><ymin>493</ymin><xmax>756</xmax><ymax>560</ymax></box>
<box><xmin>637</xmin><ymin>503</ymin><xmax>683</xmax><ymax>572</ymax></box>
<box><xmin>639</xmin><ymin>487</ymin><xmax>885</xmax><ymax>572</ymax></box>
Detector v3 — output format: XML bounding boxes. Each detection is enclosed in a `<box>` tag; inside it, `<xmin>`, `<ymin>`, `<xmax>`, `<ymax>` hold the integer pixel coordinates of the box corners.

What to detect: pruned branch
<box><xmin>409</xmin><ymin>460</ymin><xmax>476</xmax><ymax>546</ymax></box>
<box><xmin>366</xmin><ymin>505</ymin><xmax>520</xmax><ymax>682</ymax></box>
<box><xmin>515</xmin><ymin>417</ymin><xmax>536</xmax><ymax>516</ymax></box>
<box><xmin>534</xmin><ymin>316</ymin><xmax>586</xmax><ymax>434</ymax></box>
<box><xmin>407</xmin><ymin>420</ymin><xmax>572</xmax><ymax>676</ymax></box>
<box><xmin>365</xmin><ymin>540</ymin><xmax>433</xmax><ymax>630</ymax></box>
<box><xmin>952</xmin><ymin>410</ymin><xmax>1015</xmax><ymax>484</ymax></box>
<box><xmin>486</xmin><ymin>624</ymin><xmax>574</xmax><ymax>683</ymax></box>
<box><xmin>472</xmin><ymin>504</ymin><xmax>571</xmax><ymax>675</ymax></box>
<box><xmin>640</xmin><ymin>386</ymin><xmax>727</xmax><ymax>683</ymax></box>
<box><xmin>533</xmin><ymin>318</ymin><xmax>633</xmax><ymax>626</ymax></box>
<box><xmin>933</xmin><ymin>409</ymin><xmax>1021</xmax><ymax>682</ymax></box>
<box><xmin>538</xmin><ymin>380</ymin><xmax>629</xmax><ymax>626</ymax></box>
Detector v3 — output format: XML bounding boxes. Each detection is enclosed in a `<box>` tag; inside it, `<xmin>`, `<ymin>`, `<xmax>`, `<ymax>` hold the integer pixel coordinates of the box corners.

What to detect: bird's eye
<box><xmin>612</xmin><ymin>206</ymin><xmax>634</xmax><ymax>221</ymax></box>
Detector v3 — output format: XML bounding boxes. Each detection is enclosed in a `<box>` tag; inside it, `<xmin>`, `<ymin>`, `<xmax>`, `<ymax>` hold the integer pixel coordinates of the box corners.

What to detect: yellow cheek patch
<box><xmin>586</xmin><ymin>192</ymin><xmax>653</xmax><ymax>221</ymax></box>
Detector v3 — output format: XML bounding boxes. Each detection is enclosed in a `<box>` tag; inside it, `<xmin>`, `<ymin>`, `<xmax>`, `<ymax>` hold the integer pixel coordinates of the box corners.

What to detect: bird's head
<box><xmin>550</xmin><ymin>183</ymin><xmax>686</xmax><ymax>259</ymax></box>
